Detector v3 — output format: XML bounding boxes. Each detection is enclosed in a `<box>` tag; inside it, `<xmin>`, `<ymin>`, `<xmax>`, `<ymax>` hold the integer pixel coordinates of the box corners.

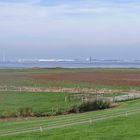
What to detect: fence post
<box><xmin>65</xmin><ymin>96</ymin><xmax>67</xmax><ymax>102</ymax></box>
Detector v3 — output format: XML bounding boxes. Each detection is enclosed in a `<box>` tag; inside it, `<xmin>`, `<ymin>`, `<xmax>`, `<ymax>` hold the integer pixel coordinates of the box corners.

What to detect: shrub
<box><xmin>3</xmin><ymin>111</ymin><xmax>18</xmax><ymax>118</ymax></box>
<box><xmin>80</xmin><ymin>99</ymin><xmax>110</xmax><ymax>112</ymax></box>
<box><xmin>74</xmin><ymin>99</ymin><xmax>111</xmax><ymax>113</ymax></box>
<box><xmin>68</xmin><ymin>105</ymin><xmax>79</xmax><ymax>113</ymax></box>
<box><xmin>18</xmin><ymin>107</ymin><xmax>33</xmax><ymax>117</ymax></box>
<box><xmin>55</xmin><ymin>110</ymin><xmax>63</xmax><ymax>115</ymax></box>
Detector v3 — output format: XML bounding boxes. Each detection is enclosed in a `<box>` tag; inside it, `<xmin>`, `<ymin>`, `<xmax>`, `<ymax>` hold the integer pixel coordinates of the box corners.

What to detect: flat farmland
<box><xmin>31</xmin><ymin>70</ymin><xmax>140</xmax><ymax>87</ymax></box>
<box><xmin>0</xmin><ymin>68</ymin><xmax>140</xmax><ymax>90</ymax></box>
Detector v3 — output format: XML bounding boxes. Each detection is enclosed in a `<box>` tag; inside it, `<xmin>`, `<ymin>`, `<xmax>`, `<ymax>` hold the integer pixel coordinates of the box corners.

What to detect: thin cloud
<box><xmin>0</xmin><ymin>0</ymin><xmax>140</xmax><ymax>20</ymax></box>
<box><xmin>0</xmin><ymin>0</ymin><xmax>42</xmax><ymax>4</ymax></box>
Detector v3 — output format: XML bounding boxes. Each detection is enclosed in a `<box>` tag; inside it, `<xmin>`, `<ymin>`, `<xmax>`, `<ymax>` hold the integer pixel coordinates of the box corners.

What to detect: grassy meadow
<box><xmin>0</xmin><ymin>68</ymin><xmax>140</xmax><ymax>139</ymax></box>
<box><xmin>0</xmin><ymin>91</ymin><xmax>80</xmax><ymax>118</ymax></box>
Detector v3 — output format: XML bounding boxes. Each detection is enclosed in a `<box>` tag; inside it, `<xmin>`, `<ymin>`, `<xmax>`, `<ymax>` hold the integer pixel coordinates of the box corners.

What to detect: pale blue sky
<box><xmin>0</xmin><ymin>0</ymin><xmax>140</xmax><ymax>60</ymax></box>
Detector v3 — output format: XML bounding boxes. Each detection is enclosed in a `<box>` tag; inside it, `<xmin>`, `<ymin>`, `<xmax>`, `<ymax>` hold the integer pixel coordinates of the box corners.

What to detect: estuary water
<box><xmin>0</xmin><ymin>61</ymin><xmax>140</xmax><ymax>69</ymax></box>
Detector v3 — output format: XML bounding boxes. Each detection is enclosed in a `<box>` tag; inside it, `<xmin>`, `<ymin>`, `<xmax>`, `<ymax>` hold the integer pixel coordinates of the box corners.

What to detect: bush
<box><xmin>78</xmin><ymin>99</ymin><xmax>110</xmax><ymax>112</ymax></box>
<box><xmin>69</xmin><ymin>99</ymin><xmax>111</xmax><ymax>113</ymax></box>
<box><xmin>3</xmin><ymin>111</ymin><xmax>18</xmax><ymax>118</ymax></box>
<box><xmin>55</xmin><ymin>110</ymin><xmax>63</xmax><ymax>115</ymax></box>
<box><xmin>18</xmin><ymin>107</ymin><xmax>33</xmax><ymax>117</ymax></box>
<box><xmin>68</xmin><ymin>105</ymin><xmax>79</xmax><ymax>113</ymax></box>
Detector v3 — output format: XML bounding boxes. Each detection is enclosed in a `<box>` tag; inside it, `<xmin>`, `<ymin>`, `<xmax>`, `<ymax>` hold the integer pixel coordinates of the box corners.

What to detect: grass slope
<box><xmin>0</xmin><ymin>99</ymin><xmax>140</xmax><ymax>140</ymax></box>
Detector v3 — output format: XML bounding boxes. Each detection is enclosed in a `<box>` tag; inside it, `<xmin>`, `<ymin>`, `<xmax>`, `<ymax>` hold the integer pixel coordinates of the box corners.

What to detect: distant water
<box><xmin>0</xmin><ymin>61</ymin><xmax>140</xmax><ymax>69</ymax></box>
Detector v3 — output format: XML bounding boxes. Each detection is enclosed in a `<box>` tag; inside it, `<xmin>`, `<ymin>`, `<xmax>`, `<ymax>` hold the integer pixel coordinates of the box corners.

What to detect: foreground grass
<box><xmin>0</xmin><ymin>99</ymin><xmax>140</xmax><ymax>139</ymax></box>
<box><xmin>2</xmin><ymin>113</ymin><xmax>139</xmax><ymax>140</ymax></box>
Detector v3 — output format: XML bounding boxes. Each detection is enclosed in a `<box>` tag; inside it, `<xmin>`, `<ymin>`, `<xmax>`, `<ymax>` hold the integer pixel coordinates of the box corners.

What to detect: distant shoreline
<box><xmin>0</xmin><ymin>61</ymin><xmax>140</xmax><ymax>69</ymax></box>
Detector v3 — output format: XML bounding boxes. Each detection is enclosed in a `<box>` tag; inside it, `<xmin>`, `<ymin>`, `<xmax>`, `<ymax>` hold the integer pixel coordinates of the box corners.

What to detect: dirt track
<box><xmin>0</xmin><ymin>86</ymin><xmax>116</xmax><ymax>94</ymax></box>
<box><xmin>31</xmin><ymin>71</ymin><xmax>140</xmax><ymax>87</ymax></box>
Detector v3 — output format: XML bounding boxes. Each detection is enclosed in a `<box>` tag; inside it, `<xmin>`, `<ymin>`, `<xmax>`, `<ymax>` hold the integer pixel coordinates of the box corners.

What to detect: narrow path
<box><xmin>0</xmin><ymin>85</ymin><xmax>119</xmax><ymax>94</ymax></box>
<box><xmin>107</xmin><ymin>93</ymin><xmax>140</xmax><ymax>102</ymax></box>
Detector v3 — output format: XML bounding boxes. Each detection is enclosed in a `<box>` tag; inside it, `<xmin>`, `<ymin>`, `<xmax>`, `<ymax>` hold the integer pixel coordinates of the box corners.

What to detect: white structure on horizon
<box><xmin>18</xmin><ymin>58</ymin><xmax>75</xmax><ymax>63</ymax></box>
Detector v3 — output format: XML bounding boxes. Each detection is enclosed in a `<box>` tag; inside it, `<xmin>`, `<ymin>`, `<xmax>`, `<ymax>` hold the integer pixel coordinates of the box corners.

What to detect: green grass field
<box><xmin>0</xmin><ymin>90</ymin><xmax>128</xmax><ymax>118</ymax></box>
<box><xmin>0</xmin><ymin>99</ymin><xmax>140</xmax><ymax>140</ymax></box>
<box><xmin>0</xmin><ymin>91</ymin><xmax>80</xmax><ymax>117</ymax></box>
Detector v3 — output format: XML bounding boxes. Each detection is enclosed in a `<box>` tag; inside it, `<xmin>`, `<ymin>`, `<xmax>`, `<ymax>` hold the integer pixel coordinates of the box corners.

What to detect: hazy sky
<box><xmin>0</xmin><ymin>0</ymin><xmax>140</xmax><ymax>60</ymax></box>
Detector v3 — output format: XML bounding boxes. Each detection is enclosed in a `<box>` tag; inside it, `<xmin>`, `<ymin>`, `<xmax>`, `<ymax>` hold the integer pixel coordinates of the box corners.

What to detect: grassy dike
<box><xmin>0</xmin><ymin>99</ymin><xmax>140</xmax><ymax>140</ymax></box>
